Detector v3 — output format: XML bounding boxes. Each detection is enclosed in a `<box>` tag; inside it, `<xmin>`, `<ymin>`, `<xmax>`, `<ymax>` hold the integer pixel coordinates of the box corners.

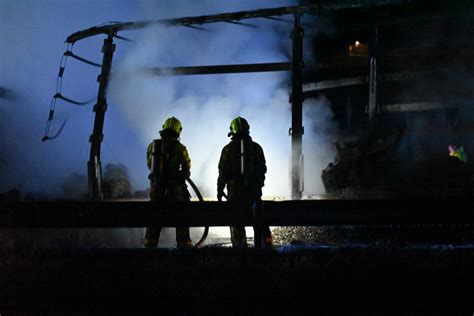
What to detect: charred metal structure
<box><xmin>45</xmin><ymin>0</ymin><xmax>449</xmax><ymax>200</ymax></box>
<box><xmin>42</xmin><ymin>0</ymin><xmax>474</xmax><ymax>200</ymax></box>
<box><xmin>62</xmin><ymin>3</ymin><xmax>330</xmax><ymax>200</ymax></box>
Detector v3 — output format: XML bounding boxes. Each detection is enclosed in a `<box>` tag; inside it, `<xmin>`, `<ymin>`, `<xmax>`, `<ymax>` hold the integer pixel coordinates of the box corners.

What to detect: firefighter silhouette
<box><xmin>144</xmin><ymin>117</ymin><xmax>192</xmax><ymax>248</ymax></box>
<box><xmin>217</xmin><ymin>116</ymin><xmax>272</xmax><ymax>247</ymax></box>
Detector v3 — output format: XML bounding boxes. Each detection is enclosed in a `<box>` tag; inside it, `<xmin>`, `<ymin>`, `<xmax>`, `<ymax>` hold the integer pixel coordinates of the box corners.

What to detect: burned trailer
<box><xmin>43</xmin><ymin>0</ymin><xmax>447</xmax><ymax>201</ymax></box>
<box><xmin>42</xmin><ymin>3</ymin><xmax>324</xmax><ymax>201</ymax></box>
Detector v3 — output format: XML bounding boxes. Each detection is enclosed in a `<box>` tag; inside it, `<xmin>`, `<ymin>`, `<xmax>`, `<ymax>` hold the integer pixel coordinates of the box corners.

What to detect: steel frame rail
<box><xmin>0</xmin><ymin>199</ymin><xmax>472</xmax><ymax>228</ymax></box>
<box><xmin>66</xmin><ymin>1</ymin><xmax>415</xmax><ymax>43</ymax></box>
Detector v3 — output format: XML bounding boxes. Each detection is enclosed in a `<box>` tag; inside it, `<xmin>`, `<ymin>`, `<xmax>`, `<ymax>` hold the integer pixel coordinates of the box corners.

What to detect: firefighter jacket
<box><xmin>147</xmin><ymin>136</ymin><xmax>191</xmax><ymax>200</ymax></box>
<box><xmin>217</xmin><ymin>133</ymin><xmax>266</xmax><ymax>200</ymax></box>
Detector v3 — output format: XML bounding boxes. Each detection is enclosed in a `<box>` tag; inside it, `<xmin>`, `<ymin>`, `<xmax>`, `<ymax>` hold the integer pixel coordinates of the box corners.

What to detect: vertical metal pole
<box><xmin>88</xmin><ymin>33</ymin><xmax>115</xmax><ymax>200</ymax></box>
<box><xmin>368</xmin><ymin>28</ymin><xmax>378</xmax><ymax>120</ymax></box>
<box><xmin>253</xmin><ymin>201</ymin><xmax>263</xmax><ymax>249</ymax></box>
<box><xmin>291</xmin><ymin>14</ymin><xmax>304</xmax><ymax>200</ymax></box>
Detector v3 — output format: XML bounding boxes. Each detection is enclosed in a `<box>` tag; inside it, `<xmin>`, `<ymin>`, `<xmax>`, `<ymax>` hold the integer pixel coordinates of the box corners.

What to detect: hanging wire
<box><xmin>64</xmin><ymin>50</ymin><xmax>102</xmax><ymax>67</ymax></box>
<box><xmin>55</xmin><ymin>43</ymin><xmax>71</xmax><ymax>94</ymax></box>
<box><xmin>43</xmin><ymin>36</ymin><xmax>105</xmax><ymax>142</ymax></box>
<box><xmin>43</xmin><ymin>43</ymin><xmax>72</xmax><ymax>141</ymax></box>
<box><xmin>53</xmin><ymin>93</ymin><xmax>95</xmax><ymax>105</ymax></box>
<box><xmin>42</xmin><ymin>118</ymin><xmax>67</xmax><ymax>141</ymax></box>
<box><xmin>43</xmin><ymin>42</ymin><xmax>98</xmax><ymax>141</ymax></box>
<box><xmin>113</xmin><ymin>34</ymin><xmax>133</xmax><ymax>42</ymax></box>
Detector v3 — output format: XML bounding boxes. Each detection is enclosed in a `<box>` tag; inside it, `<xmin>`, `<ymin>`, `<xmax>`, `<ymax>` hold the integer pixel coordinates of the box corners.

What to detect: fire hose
<box><xmin>186</xmin><ymin>178</ymin><xmax>208</xmax><ymax>248</ymax></box>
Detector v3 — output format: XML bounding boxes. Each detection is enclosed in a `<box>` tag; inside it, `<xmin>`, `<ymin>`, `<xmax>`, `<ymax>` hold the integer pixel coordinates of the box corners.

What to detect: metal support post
<box><xmin>290</xmin><ymin>13</ymin><xmax>304</xmax><ymax>200</ymax></box>
<box><xmin>253</xmin><ymin>200</ymin><xmax>264</xmax><ymax>249</ymax></box>
<box><xmin>368</xmin><ymin>28</ymin><xmax>378</xmax><ymax>120</ymax></box>
<box><xmin>88</xmin><ymin>33</ymin><xmax>116</xmax><ymax>200</ymax></box>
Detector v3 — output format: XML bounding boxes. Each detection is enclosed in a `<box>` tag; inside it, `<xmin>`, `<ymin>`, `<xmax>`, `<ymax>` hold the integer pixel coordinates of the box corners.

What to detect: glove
<box><xmin>217</xmin><ymin>189</ymin><xmax>225</xmax><ymax>202</ymax></box>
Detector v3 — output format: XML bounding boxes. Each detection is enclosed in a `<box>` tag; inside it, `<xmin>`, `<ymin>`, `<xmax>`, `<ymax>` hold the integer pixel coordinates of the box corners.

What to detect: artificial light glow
<box><xmin>355</xmin><ymin>41</ymin><xmax>360</xmax><ymax>47</ymax></box>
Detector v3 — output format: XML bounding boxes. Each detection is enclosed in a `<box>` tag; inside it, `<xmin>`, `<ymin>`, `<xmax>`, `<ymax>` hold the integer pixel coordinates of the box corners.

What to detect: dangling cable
<box><xmin>54</xmin><ymin>93</ymin><xmax>95</xmax><ymax>106</ymax></box>
<box><xmin>186</xmin><ymin>178</ymin><xmax>209</xmax><ymax>248</ymax></box>
<box><xmin>114</xmin><ymin>34</ymin><xmax>133</xmax><ymax>42</ymax></box>
<box><xmin>43</xmin><ymin>43</ymin><xmax>73</xmax><ymax>141</ymax></box>
<box><xmin>43</xmin><ymin>42</ymin><xmax>97</xmax><ymax>141</ymax></box>
<box><xmin>42</xmin><ymin>118</ymin><xmax>67</xmax><ymax>142</ymax></box>
<box><xmin>64</xmin><ymin>51</ymin><xmax>102</xmax><ymax>68</ymax></box>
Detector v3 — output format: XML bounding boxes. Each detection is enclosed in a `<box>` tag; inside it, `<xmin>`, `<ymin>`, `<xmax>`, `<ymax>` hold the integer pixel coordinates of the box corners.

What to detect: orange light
<box><xmin>349</xmin><ymin>45</ymin><xmax>353</xmax><ymax>51</ymax></box>
<box><xmin>355</xmin><ymin>41</ymin><xmax>360</xmax><ymax>47</ymax></box>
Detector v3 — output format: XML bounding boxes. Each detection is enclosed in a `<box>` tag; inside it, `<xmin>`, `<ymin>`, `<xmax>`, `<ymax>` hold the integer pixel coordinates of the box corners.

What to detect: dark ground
<box><xmin>0</xmin><ymin>244</ymin><xmax>472</xmax><ymax>315</ymax></box>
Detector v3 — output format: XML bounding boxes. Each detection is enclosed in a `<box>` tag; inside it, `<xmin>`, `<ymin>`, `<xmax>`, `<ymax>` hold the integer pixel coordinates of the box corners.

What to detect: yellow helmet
<box><xmin>228</xmin><ymin>116</ymin><xmax>250</xmax><ymax>137</ymax></box>
<box><xmin>161</xmin><ymin>117</ymin><xmax>182</xmax><ymax>135</ymax></box>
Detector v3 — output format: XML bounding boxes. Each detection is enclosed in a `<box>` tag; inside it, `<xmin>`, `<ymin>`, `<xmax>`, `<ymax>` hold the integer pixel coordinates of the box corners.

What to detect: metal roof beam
<box><xmin>66</xmin><ymin>0</ymin><xmax>416</xmax><ymax>43</ymax></box>
<box><xmin>301</xmin><ymin>71</ymin><xmax>429</xmax><ymax>94</ymax></box>
<box><xmin>140</xmin><ymin>62</ymin><xmax>291</xmax><ymax>76</ymax></box>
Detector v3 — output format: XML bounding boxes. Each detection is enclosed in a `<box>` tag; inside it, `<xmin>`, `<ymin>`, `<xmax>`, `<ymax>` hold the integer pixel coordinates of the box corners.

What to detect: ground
<box><xmin>0</xmin><ymin>243</ymin><xmax>472</xmax><ymax>314</ymax></box>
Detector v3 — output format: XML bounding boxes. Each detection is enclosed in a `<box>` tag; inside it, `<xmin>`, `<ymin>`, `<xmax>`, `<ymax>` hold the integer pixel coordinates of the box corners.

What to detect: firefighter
<box><xmin>217</xmin><ymin>116</ymin><xmax>272</xmax><ymax>247</ymax></box>
<box><xmin>144</xmin><ymin>117</ymin><xmax>192</xmax><ymax>248</ymax></box>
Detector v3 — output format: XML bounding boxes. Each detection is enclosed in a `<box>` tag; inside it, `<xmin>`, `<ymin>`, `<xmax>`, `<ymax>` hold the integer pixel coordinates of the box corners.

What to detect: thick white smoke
<box><xmin>109</xmin><ymin>21</ymin><xmax>338</xmax><ymax>198</ymax></box>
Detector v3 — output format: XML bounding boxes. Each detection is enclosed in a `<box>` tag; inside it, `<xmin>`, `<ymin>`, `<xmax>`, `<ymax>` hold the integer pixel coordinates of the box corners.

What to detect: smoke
<box><xmin>303</xmin><ymin>97</ymin><xmax>339</xmax><ymax>194</ymax></box>
<box><xmin>109</xmin><ymin>18</ymin><xmax>338</xmax><ymax>198</ymax></box>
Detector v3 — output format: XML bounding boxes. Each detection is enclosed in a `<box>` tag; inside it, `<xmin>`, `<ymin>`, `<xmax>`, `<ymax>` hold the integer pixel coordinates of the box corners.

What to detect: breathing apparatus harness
<box><xmin>150</xmin><ymin>138</ymin><xmax>208</xmax><ymax>248</ymax></box>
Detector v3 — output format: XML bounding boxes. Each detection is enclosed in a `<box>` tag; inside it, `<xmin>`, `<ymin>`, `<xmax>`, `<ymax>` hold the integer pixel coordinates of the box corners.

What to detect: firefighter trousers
<box><xmin>144</xmin><ymin>226</ymin><xmax>192</xmax><ymax>248</ymax></box>
<box><xmin>230</xmin><ymin>225</ymin><xmax>272</xmax><ymax>248</ymax></box>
